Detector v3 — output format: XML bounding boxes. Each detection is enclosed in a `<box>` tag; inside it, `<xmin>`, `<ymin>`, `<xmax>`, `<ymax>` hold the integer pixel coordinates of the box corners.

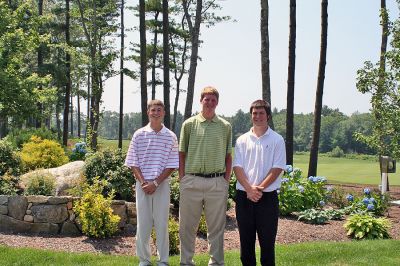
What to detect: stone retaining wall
<box><xmin>0</xmin><ymin>195</ymin><xmax>137</xmax><ymax>235</ymax></box>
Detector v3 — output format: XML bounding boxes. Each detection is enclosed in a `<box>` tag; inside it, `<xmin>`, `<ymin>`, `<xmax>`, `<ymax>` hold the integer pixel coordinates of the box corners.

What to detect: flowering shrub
<box><xmin>70</xmin><ymin>142</ymin><xmax>87</xmax><ymax>161</ymax></box>
<box><xmin>344</xmin><ymin>213</ymin><xmax>391</xmax><ymax>240</ymax></box>
<box><xmin>278</xmin><ymin>166</ymin><xmax>331</xmax><ymax>215</ymax></box>
<box><xmin>344</xmin><ymin>188</ymin><xmax>390</xmax><ymax>216</ymax></box>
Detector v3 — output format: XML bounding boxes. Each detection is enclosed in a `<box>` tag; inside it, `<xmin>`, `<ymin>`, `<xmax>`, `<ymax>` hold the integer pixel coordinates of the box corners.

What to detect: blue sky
<box><xmin>101</xmin><ymin>0</ymin><xmax>399</xmax><ymax>116</ymax></box>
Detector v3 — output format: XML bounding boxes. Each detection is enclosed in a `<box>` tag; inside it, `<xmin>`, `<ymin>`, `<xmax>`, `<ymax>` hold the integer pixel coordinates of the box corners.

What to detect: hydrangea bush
<box><xmin>278</xmin><ymin>165</ymin><xmax>331</xmax><ymax>215</ymax></box>
<box><xmin>344</xmin><ymin>188</ymin><xmax>390</xmax><ymax>216</ymax></box>
<box><xmin>70</xmin><ymin>142</ymin><xmax>87</xmax><ymax>161</ymax></box>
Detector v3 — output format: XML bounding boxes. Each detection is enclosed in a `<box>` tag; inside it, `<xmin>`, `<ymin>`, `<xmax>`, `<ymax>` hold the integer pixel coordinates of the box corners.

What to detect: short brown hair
<box><xmin>147</xmin><ymin>99</ymin><xmax>165</xmax><ymax>110</ymax></box>
<box><xmin>200</xmin><ymin>86</ymin><xmax>219</xmax><ymax>101</ymax></box>
<box><xmin>250</xmin><ymin>99</ymin><xmax>271</xmax><ymax>116</ymax></box>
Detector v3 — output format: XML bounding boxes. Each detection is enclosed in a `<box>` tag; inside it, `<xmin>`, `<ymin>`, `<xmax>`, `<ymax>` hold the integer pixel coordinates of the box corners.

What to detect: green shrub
<box><xmin>228</xmin><ymin>174</ymin><xmax>237</xmax><ymax>200</ymax></box>
<box><xmin>0</xmin><ymin>140</ymin><xmax>22</xmax><ymax>176</ymax></box>
<box><xmin>329</xmin><ymin>146</ymin><xmax>345</xmax><ymax>158</ymax></box>
<box><xmin>324</xmin><ymin>208</ymin><xmax>345</xmax><ymax>220</ymax></box>
<box><xmin>170</xmin><ymin>174</ymin><xmax>180</xmax><ymax>208</ymax></box>
<box><xmin>20</xmin><ymin>136</ymin><xmax>68</xmax><ymax>170</ymax></box>
<box><xmin>197</xmin><ymin>212</ymin><xmax>207</xmax><ymax>236</ymax></box>
<box><xmin>24</xmin><ymin>171</ymin><xmax>56</xmax><ymax>196</ymax></box>
<box><xmin>344</xmin><ymin>188</ymin><xmax>390</xmax><ymax>216</ymax></box>
<box><xmin>5</xmin><ymin>127</ymin><xmax>58</xmax><ymax>148</ymax></box>
<box><xmin>73</xmin><ymin>178</ymin><xmax>120</xmax><ymax>238</ymax></box>
<box><xmin>344</xmin><ymin>213</ymin><xmax>391</xmax><ymax>240</ymax></box>
<box><xmin>328</xmin><ymin>186</ymin><xmax>348</xmax><ymax>208</ymax></box>
<box><xmin>84</xmin><ymin>149</ymin><xmax>134</xmax><ymax>201</ymax></box>
<box><xmin>297</xmin><ymin>208</ymin><xmax>330</xmax><ymax>224</ymax></box>
<box><xmin>279</xmin><ymin>166</ymin><xmax>331</xmax><ymax>215</ymax></box>
<box><xmin>0</xmin><ymin>173</ymin><xmax>20</xmax><ymax>195</ymax></box>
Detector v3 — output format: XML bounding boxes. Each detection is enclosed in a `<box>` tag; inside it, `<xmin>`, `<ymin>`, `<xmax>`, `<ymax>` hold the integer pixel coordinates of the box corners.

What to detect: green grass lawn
<box><xmin>2</xmin><ymin>240</ymin><xmax>400</xmax><ymax>265</ymax></box>
<box><xmin>293</xmin><ymin>153</ymin><xmax>400</xmax><ymax>186</ymax></box>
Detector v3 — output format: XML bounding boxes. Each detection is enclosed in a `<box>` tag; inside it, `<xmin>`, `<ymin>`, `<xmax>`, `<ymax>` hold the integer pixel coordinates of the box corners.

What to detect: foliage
<box><xmin>0</xmin><ymin>173</ymin><xmax>20</xmax><ymax>195</ymax></box>
<box><xmin>170</xmin><ymin>174</ymin><xmax>180</xmax><ymax>208</ymax></box>
<box><xmin>5</xmin><ymin>128</ymin><xmax>58</xmax><ymax>149</ymax></box>
<box><xmin>344</xmin><ymin>213</ymin><xmax>391</xmax><ymax>240</ymax></box>
<box><xmin>70</xmin><ymin>142</ymin><xmax>87</xmax><ymax>161</ymax></box>
<box><xmin>84</xmin><ymin>149</ymin><xmax>134</xmax><ymax>201</ymax></box>
<box><xmin>297</xmin><ymin>208</ymin><xmax>330</xmax><ymax>224</ymax></box>
<box><xmin>328</xmin><ymin>186</ymin><xmax>348</xmax><ymax>208</ymax></box>
<box><xmin>20</xmin><ymin>136</ymin><xmax>68</xmax><ymax>171</ymax></box>
<box><xmin>323</xmin><ymin>208</ymin><xmax>345</xmax><ymax>220</ymax></box>
<box><xmin>197</xmin><ymin>213</ymin><xmax>207</xmax><ymax>236</ymax></box>
<box><xmin>0</xmin><ymin>140</ymin><xmax>21</xmax><ymax>176</ymax></box>
<box><xmin>278</xmin><ymin>166</ymin><xmax>331</xmax><ymax>215</ymax></box>
<box><xmin>344</xmin><ymin>188</ymin><xmax>390</xmax><ymax>216</ymax></box>
<box><xmin>24</xmin><ymin>172</ymin><xmax>56</xmax><ymax>196</ymax></box>
<box><xmin>73</xmin><ymin>177</ymin><xmax>120</xmax><ymax>238</ymax></box>
<box><xmin>151</xmin><ymin>216</ymin><xmax>180</xmax><ymax>256</ymax></box>
<box><xmin>329</xmin><ymin>146</ymin><xmax>345</xmax><ymax>158</ymax></box>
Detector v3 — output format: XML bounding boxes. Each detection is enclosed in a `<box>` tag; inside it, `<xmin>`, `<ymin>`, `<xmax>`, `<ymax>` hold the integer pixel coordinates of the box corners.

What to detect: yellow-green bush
<box><xmin>20</xmin><ymin>136</ymin><xmax>68</xmax><ymax>170</ymax></box>
<box><xmin>24</xmin><ymin>171</ymin><xmax>56</xmax><ymax>196</ymax></box>
<box><xmin>151</xmin><ymin>216</ymin><xmax>180</xmax><ymax>255</ymax></box>
<box><xmin>73</xmin><ymin>178</ymin><xmax>120</xmax><ymax>238</ymax></box>
<box><xmin>197</xmin><ymin>212</ymin><xmax>207</xmax><ymax>236</ymax></box>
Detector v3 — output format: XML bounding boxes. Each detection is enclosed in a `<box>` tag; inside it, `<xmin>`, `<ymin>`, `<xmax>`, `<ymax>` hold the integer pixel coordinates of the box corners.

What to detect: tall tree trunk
<box><xmin>70</xmin><ymin>93</ymin><xmax>74</xmax><ymax>137</ymax></box>
<box><xmin>56</xmin><ymin>100</ymin><xmax>61</xmax><ymax>140</ymax></box>
<box><xmin>286</xmin><ymin>0</ymin><xmax>296</xmax><ymax>165</ymax></box>
<box><xmin>63</xmin><ymin>0</ymin><xmax>71</xmax><ymax>146</ymax></box>
<box><xmin>140</xmin><ymin>0</ymin><xmax>148</xmax><ymax>126</ymax></box>
<box><xmin>0</xmin><ymin>116</ymin><xmax>7</xmax><ymax>139</ymax></box>
<box><xmin>36</xmin><ymin>0</ymin><xmax>44</xmax><ymax>128</ymax></box>
<box><xmin>163</xmin><ymin>0</ymin><xmax>170</xmax><ymax>128</ymax></box>
<box><xmin>183</xmin><ymin>0</ymin><xmax>202</xmax><ymax>119</ymax></box>
<box><xmin>77</xmin><ymin>90</ymin><xmax>81</xmax><ymax>138</ymax></box>
<box><xmin>86</xmin><ymin>68</ymin><xmax>90</xmax><ymax>140</ymax></box>
<box><xmin>151</xmin><ymin>11</ymin><xmax>160</xmax><ymax>100</ymax></box>
<box><xmin>118</xmin><ymin>0</ymin><xmax>125</xmax><ymax>149</ymax></box>
<box><xmin>308</xmin><ymin>0</ymin><xmax>328</xmax><ymax>177</ymax></box>
<box><xmin>260</xmin><ymin>0</ymin><xmax>274</xmax><ymax>129</ymax></box>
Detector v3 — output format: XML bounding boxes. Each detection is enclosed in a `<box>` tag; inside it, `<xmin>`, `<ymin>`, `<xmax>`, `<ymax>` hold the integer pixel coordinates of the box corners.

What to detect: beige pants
<box><xmin>136</xmin><ymin>179</ymin><xmax>170</xmax><ymax>266</ymax></box>
<box><xmin>179</xmin><ymin>174</ymin><xmax>229</xmax><ymax>266</ymax></box>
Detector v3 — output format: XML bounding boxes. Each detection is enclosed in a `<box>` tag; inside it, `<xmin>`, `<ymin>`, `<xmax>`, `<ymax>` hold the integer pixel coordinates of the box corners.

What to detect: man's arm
<box><xmin>132</xmin><ymin>166</ymin><xmax>146</xmax><ymax>185</ymax></box>
<box><xmin>142</xmin><ymin>167</ymin><xmax>176</xmax><ymax>195</ymax></box>
<box><xmin>224</xmin><ymin>153</ymin><xmax>232</xmax><ymax>181</ymax></box>
<box><xmin>257</xmin><ymin>168</ymin><xmax>283</xmax><ymax>191</ymax></box>
<box><xmin>178</xmin><ymin>151</ymin><xmax>186</xmax><ymax>180</ymax></box>
<box><xmin>233</xmin><ymin>166</ymin><xmax>262</xmax><ymax>202</ymax></box>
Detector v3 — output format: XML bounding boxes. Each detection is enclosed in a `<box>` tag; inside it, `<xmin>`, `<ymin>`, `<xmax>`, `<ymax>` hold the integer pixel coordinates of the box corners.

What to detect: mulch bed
<box><xmin>0</xmin><ymin>184</ymin><xmax>399</xmax><ymax>256</ymax></box>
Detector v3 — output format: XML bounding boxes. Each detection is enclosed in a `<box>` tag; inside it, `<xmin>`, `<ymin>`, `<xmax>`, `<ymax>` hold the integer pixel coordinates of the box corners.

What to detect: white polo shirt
<box><xmin>233</xmin><ymin>127</ymin><xmax>286</xmax><ymax>192</ymax></box>
<box><xmin>125</xmin><ymin>124</ymin><xmax>179</xmax><ymax>180</ymax></box>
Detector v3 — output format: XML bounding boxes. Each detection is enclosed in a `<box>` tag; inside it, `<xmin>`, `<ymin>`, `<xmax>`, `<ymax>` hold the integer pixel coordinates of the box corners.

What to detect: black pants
<box><xmin>235</xmin><ymin>189</ymin><xmax>279</xmax><ymax>266</ymax></box>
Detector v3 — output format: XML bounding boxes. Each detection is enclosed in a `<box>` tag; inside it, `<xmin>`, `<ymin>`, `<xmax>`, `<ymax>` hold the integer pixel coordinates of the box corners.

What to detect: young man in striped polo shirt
<box><xmin>125</xmin><ymin>99</ymin><xmax>179</xmax><ymax>266</ymax></box>
<box><xmin>179</xmin><ymin>86</ymin><xmax>232</xmax><ymax>266</ymax></box>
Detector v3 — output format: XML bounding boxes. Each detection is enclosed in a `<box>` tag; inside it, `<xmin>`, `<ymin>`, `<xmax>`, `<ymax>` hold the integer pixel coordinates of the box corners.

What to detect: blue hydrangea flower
<box><xmin>367</xmin><ymin>204</ymin><xmax>375</xmax><ymax>211</ymax></box>
<box><xmin>326</xmin><ymin>186</ymin><xmax>333</xmax><ymax>192</ymax></box>
<box><xmin>346</xmin><ymin>194</ymin><xmax>354</xmax><ymax>202</ymax></box>
<box><xmin>282</xmin><ymin>178</ymin><xmax>289</xmax><ymax>183</ymax></box>
<box><xmin>369</xmin><ymin>197</ymin><xmax>376</xmax><ymax>203</ymax></box>
<box><xmin>308</xmin><ymin>176</ymin><xmax>315</xmax><ymax>182</ymax></box>
<box><xmin>363</xmin><ymin>188</ymin><xmax>371</xmax><ymax>195</ymax></box>
<box><xmin>298</xmin><ymin>185</ymin><xmax>305</xmax><ymax>193</ymax></box>
<box><xmin>319</xmin><ymin>200</ymin><xmax>325</xmax><ymax>206</ymax></box>
<box><xmin>319</xmin><ymin>176</ymin><xmax>327</xmax><ymax>182</ymax></box>
<box><xmin>362</xmin><ymin>197</ymin><xmax>370</xmax><ymax>205</ymax></box>
<box><xmin>285</xmin><ymin>165</ymin><xmax>293</xmax><ymax>173</ymax></box>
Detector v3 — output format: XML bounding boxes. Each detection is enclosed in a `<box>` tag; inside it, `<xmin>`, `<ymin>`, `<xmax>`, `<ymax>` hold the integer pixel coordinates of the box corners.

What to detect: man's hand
<box><xmin>246</xmin><ymin>186</ymin><xmax>263</xmax><ymax>202</ymax></box>
<box><xmin>142</xmin><ymin>181</ymin><xmax>157</xmax><ymax>195</ymax></box>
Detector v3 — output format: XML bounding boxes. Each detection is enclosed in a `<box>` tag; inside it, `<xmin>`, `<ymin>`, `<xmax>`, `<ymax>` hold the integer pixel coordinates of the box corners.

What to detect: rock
<box><xmin>0</xmin><ymin>195</ymin><xmax>8</xmax><ymax>205</ymax></box>
<box><xmin>24</xmin><ymin>215</ymin><xmax>34</xmax><ymax>222</ymax></box>
<box><xmin>31</xmin><ymin>205</ymin><xmax>68</xmax><ymax>223</ymax></box>
<box><xmin>126</xmin><ymin>202</ymin><xmax>136</xmax><ymax>218</ymax></box>
<box><xmin>0</xmin><ymin>214</ymin><xmax>58</xmax><ymax>234</ymax></box>
<box><xmin>0</xmin><ymin>205</ymin><xmax>7</xmax><ymax>215</ymax></box>
<box><xmin>123</xmin><ymin>223</ymin><xmax>136</xmax><ymax>234</ymax></box>
<box><xmin>26</xmin><ymin>210</ymin><xmax>32</xmax><ymax>215</ymax></box>
<box><xmin>111</xmin><ymin>204</ymin><xmax>127</xmax><ymax>228</ymax></box>
<box><xmin>48</xmin><ymin>196</ymin><xmax>70</xmax><ymax>205</ymax></box>
<box><xmin>26</xmin><ymin>195</ymin><xmax>48</xmax><ymax>204</ymax></box>
<box><xmin>20</xmin><ymin>161</ymin><xmax>85</xmax><ymax>196</ymax></box>
<box><xmin>60</xmin><ymin>221</ymin><xmax>81</xmax><ymax>236</ymax></box>
<box><xmin>8</xmin><ymin>196</ymin><xmax>28</xmax><ymax>220</ymax></box>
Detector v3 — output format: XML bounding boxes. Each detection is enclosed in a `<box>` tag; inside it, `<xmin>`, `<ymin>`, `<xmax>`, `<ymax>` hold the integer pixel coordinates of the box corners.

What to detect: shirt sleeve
<box><xmin>179</xmin><ymin>120</ymin><xmax>191</xmax><ymax>153</ymax></box>
<box><xmin>124</xmin><ymin>132</ymin><xmax>139</xmax><ymax>167</ymax></box>
<box><xmin>166</xmin><ymin>133</ymin><xmax>179</xmax><ymax>168</ymax></box>
<box><xmin>272</xmin><ymin>136</ymin><xmax>286</xmax><ymax>170</ymax></box>
<box><xmin>232</xmin><ymin>138</ymin><xmax>244</xmax><ymax>168</ymax></box>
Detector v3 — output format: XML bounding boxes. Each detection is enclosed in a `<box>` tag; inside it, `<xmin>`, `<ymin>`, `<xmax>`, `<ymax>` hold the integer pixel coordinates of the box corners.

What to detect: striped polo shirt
<box><xmin>179</xmin><ymin>113</ymin><xmax>232</xmax><ymax>174</ymax></box>
<box><xmin>125</xmin><ymin>124</ymin><xmax>179</xmax><ymax>180</ymax></box>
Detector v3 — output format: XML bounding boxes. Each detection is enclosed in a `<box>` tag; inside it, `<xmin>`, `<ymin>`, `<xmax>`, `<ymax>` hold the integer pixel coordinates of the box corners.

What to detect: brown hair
<box><xmin>200</xmin><ymin>86</ymin><xmax>219</xmax><ymax>101</ymax></box>
<box><xmin>250</xmin><ymin>99</ymin><xmax>272</xmax><ymax>116</ymax></box>
<box><xmin>147</xmin><ymin>99</ymin><xmax>165</xmax><ymax>110</ymax></box>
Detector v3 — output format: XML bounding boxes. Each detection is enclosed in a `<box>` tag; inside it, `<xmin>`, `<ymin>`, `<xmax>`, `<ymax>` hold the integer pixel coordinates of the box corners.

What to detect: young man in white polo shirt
<box><xmin>233</xmin><ymin>100</ymin><xmax>286</xmax><ymax>266</ymax></box>
<box><xmin>125</xmin><ymin>99</ymin><xmax>179</xmax><ymax>266</ymax></box>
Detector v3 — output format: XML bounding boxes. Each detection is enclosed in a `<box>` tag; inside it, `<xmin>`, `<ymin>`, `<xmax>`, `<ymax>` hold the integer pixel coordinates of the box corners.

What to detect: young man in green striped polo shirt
<box><xmin>178</xmin><ymin>86</ymin><xmax>232</xmax><ymax>266</ymax></box>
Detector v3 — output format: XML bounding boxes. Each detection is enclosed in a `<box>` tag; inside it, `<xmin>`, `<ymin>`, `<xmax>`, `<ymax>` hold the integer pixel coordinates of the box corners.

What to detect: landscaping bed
<box><xmin>0</xmin><ymin>184</ymin><xmax>399</xmax><ymax>256</ymax></box>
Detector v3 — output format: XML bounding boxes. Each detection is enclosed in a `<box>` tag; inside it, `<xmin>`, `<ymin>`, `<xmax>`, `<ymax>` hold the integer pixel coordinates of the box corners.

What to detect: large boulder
<box><xmin>20</xmin><ymin>161</ymin><xmax>85</xmax><ymax>196</ymax></box>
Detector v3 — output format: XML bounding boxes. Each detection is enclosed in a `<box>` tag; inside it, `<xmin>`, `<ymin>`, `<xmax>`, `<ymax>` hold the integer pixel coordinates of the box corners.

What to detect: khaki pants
<box><xmin>136</xmin><ymin>179</ymin><xmax>170</xmax><ymax>266</ymax></box>
<box><xmin>179</xmin><ymin>174</ymin><xmax>229</xmax><ymax>266</ymax></box>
